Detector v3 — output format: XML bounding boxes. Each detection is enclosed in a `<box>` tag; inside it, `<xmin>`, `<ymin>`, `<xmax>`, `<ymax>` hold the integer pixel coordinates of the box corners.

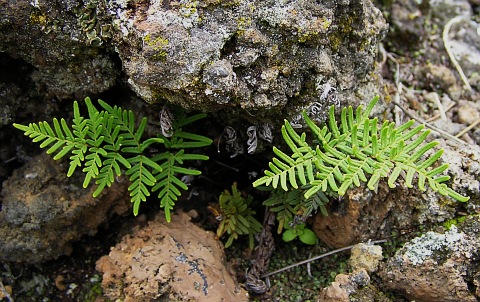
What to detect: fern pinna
<box><xmin>14</xmin><ymin>98</ymin><xmax>212</xmax><ymax>222</ymax></box>
<box><xmin>253</xmin><ymin>96</ymin><xmax>469</xmax><ymax>204</ymax></box>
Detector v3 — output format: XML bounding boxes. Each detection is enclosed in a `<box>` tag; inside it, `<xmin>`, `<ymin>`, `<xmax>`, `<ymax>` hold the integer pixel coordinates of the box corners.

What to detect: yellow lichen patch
<box><xmin>143</xmin><ymin>34</ymin><xmax>170</xmax><ymax>61</ymax></box>
<box><xmin>237</xmin><ymin>17</ymin><xmax>252</xmax><ymax>36</ymax></box>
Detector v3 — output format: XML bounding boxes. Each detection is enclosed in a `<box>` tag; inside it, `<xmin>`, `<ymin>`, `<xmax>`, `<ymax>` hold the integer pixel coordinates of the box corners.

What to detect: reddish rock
<box><xmin>96</xmin><ymin>211</ymin><xmax>249</xmax><ymax>302</ymax></box>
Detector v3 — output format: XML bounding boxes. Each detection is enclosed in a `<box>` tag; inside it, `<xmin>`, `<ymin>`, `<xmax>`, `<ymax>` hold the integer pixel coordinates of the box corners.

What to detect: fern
<box><xmin>151</xmin><ymin>112</ymin><xmax>212</xmax><ymax>222</ymax></box>
<box><xmin>253</xmin><ymin>96</ymin><xmax>469</xmax><ymax>203</ymax></box>
<box><xmin>214</xmin><ymin>183</ymin><xmax>262</xmax><ymax>248</ymax></box>
<box><xmin>261</xmin><ymin>187</ymin><xmax>329</xmax><ymax>234</ymax></box>
<box><xmin>14</xmin><ymin>98</ymin><xmax>212</xmax><ymax>221</ymax></box>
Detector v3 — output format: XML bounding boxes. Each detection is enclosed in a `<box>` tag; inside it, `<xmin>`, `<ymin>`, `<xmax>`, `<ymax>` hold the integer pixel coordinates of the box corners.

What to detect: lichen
<box><xmin>236</xmin><ymin>17</ymin><xmax>252</xmax><ymax>35</ymax></box>
<box><xmin>402</xmin><ymin>226</ymin><xmax>467</xmax><ymax>265</ymax></box>
<box><xmin>143</xmin><ymin>34</ymin><xmax>170</xmax><ymax>61</ymax></box>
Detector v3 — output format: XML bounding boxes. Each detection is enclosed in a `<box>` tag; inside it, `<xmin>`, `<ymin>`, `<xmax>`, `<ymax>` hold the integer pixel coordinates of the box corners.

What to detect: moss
<box><xmin>327</xmin><ymin>14</ymin><xmax>359</xmax><ymax>52</ymax></box>
<box><xmin>29</xmin><ymin>8</ymin><xmax>60</xmax><ymax>34</ymax></box>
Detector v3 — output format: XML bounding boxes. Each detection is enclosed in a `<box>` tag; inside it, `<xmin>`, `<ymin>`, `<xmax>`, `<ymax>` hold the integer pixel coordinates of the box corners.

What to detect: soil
<box><xmin>2</xmin><ymin>1</ymin><xmax>480</xmax><ymax>301</ymax></box>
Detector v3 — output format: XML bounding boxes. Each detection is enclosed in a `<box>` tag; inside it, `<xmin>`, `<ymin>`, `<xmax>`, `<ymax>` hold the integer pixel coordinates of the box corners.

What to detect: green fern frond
<box><xmin>152</xmin><ymin>152</ymin><xmax>190</xmax><ymax>222</ymax></box>
<box><xmin>14</xmin><ymin>98</ymin><xmax>212</xmax><ymax>221</ymax></box>
<box><xmin>253</xmin><ymin>96</ymin><xmax>469</xmax><ymax>203</ymax></box>
<box><xmin>152</xmin><ymin>123</ymin><xmax>212</xmax><ymax>222</ymax></box>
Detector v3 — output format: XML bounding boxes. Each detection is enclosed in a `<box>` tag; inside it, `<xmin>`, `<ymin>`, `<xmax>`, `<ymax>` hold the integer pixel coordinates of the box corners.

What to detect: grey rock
<box><xmin>444</xmin><ymin>17</ymin><xmax>480</xmax><ymax>90</ymax></box>
<box><xmin>379</xmin><ymin>224</ymin><xmax>479</xmax><ymax>302</ymax></box>
<box><xmin>389</xmin><ymin>0</ymin><xmax>426</xmax><ymax>44</ymax></box>
<box><xmin>106</xmin><ymin>0</ymin><xmax>387</xmax><ymax>119</ymax></box>
<box><xmin>429</xmin><ymin>0</ymin><xmax>473</xmax><ymax>21</ymax></box>
<box><xmin>0</xmin><ymin>0</ymin><xmax>120</xmax><ymax>99</ymax></box>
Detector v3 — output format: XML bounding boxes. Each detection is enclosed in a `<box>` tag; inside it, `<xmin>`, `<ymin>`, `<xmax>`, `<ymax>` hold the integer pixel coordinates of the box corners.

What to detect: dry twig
<box><xmin>443</xmin><ymin>16</ymin><xmax>472</xmax><ymax>91</ymax></box>
<box><xmin>260</xmin><ymin>239</ymin><xmax>387</xmax><ymax>278</ymax></box>
<box><xmin>455</xmin><ymin>119</ymin><xmax>480</xmax><ymax>138</ymax></box>
<box><xmin>392</xmin><ymin>101</ymin><xmax>468</xmax><ymax>145</ymax></box>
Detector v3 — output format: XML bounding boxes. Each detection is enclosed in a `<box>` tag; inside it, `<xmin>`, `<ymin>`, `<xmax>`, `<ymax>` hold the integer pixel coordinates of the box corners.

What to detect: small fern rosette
<box><xmin>253</xmin><ymin>96</ymin><xmax>469</xmax><ymax>203</ymax></box>
<box><xmin>215</xmin><ymin>183</ymin><xmax>262</xmax><ymax>248</ymax></box>
<box><xmin>14</xmin><ymin>98</ymin><xmax>212</xmax><ymax>221</ymax></box>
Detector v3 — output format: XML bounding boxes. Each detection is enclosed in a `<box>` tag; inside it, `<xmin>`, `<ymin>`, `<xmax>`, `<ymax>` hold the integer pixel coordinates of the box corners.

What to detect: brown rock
<box><xmin>318</xmin><ymin>269</ymin><xmax>370</xmax><ymax>302</ymax></box>
<box><xmin>0</xmin><ymin>153</ymin><xmax>130</xmax><ymax>263</ymax></box>
<box><xmin>96</xmin><ymin>211</ymin><xmax>248</xmax><ymax>302</ymax></box>
<box><xmin>457</xmin><ymin>100</ymin><xmax>480</xmax><ymax>125</ymax></box>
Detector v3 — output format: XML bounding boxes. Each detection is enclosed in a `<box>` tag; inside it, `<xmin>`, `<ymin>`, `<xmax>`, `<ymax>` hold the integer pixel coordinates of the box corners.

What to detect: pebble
<box><xmin>457</xmin><ymin>100</ymin><xmax>480</xmax><ymax>125</ymax></box>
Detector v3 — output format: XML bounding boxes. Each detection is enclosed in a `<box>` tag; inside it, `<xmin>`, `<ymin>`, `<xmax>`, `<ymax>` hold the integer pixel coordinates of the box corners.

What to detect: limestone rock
<box><xmin>96</xmin><ymin>211</ymin><xmax>249</xmax><ymax>302</ymax></box>
<box><xmin>0</xmin><ymin>0</ymin><xmax>387</xmax><ymax>121</ymax></box>
<box><xmin>457</xmin><ymin>100</ymin><xmax>480</xmax><ymax>126</ymax></box>
<box><xmin>319</xmin><ymin>243</ymin><xmax>389</xmax><ymax>302</ymax></box>
<box><xmin>0</xmin><ymin>153</ymin><xmax>130</xmax><ymax>263</ymax></box>
<box><xmin>319</xmin><ymin>269</ymin><xmax>388</xmax><ymax>302</ymax></box>
<box><xmin>379</xmin><ymin>226</ymin><xmax>479</xmax><ymax>302</ymax></box>
<box><xmin>348</xmin><ymin>243</ymin><xmax>383</xmax><ymax>273</ymax></box>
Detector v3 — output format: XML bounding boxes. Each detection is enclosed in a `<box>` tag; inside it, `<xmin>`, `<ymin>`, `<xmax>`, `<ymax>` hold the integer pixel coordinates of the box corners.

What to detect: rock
<box><xmin>319</xmin><ymin>242</ymin><xmax>388</xmax><ymax>301</ymax></box>
<box><xmin>430</xmin><ymin>119</ymin><xmax>466</xmax><ymax>135</ymax></box>
<box><xmin>389</xmin><ymin>0</ymin><xmax>426</xmax><ymax>45</ymax></box>
<box><xmin>379</xmin><ymin>225</ymin><xmax>479</xmax><ymax>302</ymax></box>
<box><xmin>0</xmin><ymin>153</ymin><xmax>130</xmax><ymax>263</ymax></box>
<box><xmin>474</xmin><ymin>128</ymin><xmax>480</xmax><ymax>145</ymax></box>
<box><xmin>312</xmin><ymin>140</ymin><xmax>480</xmax><ymax>248</ymax></box>
<box><xmin>457</xmin><ymin>100</ymin><xmax>480</xmax><ymax>125</ymax></box>
<box><xmin>442</xmin><ymin>15</ymin><xmax>480</xmax><ymax>91</ymax></box>
<box><xmin>0</xmin><ymin>0</ymin><xmax>387</xmax><ymax>122</ymax></box>
<box><xmin>106</xmin><ymin>0</ymin><xmax>387</xmax><ymax>118</ymax></box>
<box><xmin>96</xmin><ymin>211</ymin><xmax>249</xmax><ymax>302</ymax></box>
<box><xmin>416</xmin><ymin>65</ymin><xmax>463</xmax><ymax>100</ymax></box>
<box><xmin>429</xmin><ymin>0</ymin><xmax>473</xmax><ymax>21</ymax></box>
<box><xmin>348</xmin><ymin>243</ymin><xmax>383</xmax><ymax>273</ymax></box>
<box><xmin>0</xmin><ymin>0</ymin><xmax>120</xmax><ymax>99</ymax></box>
<box><xmin>318</xmin><ymin>269</ymin><xmax>390</xmax><ymax>302</ymax></box>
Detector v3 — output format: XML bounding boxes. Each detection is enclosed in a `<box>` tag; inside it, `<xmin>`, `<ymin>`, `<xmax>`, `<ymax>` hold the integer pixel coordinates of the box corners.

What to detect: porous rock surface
<box><xmin>0</xmin><ymin>0</ymin><xmax>120</xmax><ymax>99</ymax></box>
<box><xmin>379</xmin><ymin>223</ymin><xmax>480</xmax><ymax>302</ymax></box>
<box><xmin>312</xmin><ymin>140</ymin><xmax>480</xmax><ymax>248</ymax></box>
<box><xmin>1</xmin><ymin>0</ymin><xmax>387</xmax><ymax>121</ymax></box>
<box><xmin>107</xmin><ymin>0</ymin><xmax>387</xmax><ymax>116</ymax></box>
<box><xmin>319</xmin><ymin>243</ymin><xmax>388</xmax><ymax>302</ymax></box>
<box><xmin>96</xmin><ymin>211</ymin><xmax>248</xmax><ymax>302</ymax></box>
<box><xmin>0</xmin><ymin>153</ymin><xmax>130</xmax><ymax>263</ymax></box>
